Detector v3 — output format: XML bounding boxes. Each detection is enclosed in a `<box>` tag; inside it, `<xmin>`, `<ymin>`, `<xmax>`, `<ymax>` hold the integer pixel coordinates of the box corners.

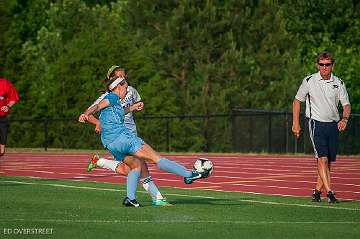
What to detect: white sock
<box><xmin>96</xmin><ymin>157</ymin><xmax>120</xmax><ymax>172</ymax></box>
<box><xmin>139</xmin><ymin>176</ymin><xmax>164</xmax><ymax>201</ymax></box>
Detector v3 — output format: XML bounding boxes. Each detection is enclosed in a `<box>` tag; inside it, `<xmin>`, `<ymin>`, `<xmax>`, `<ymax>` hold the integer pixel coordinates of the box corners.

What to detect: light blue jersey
<box><xmin>99</xmin><ymin>93</ymin><xmax>144</xmax><ymax>161</ymax></box>
<box><xmin>89</xmin><ymin>86</ymin><xmax>141</xmax><ymax>135</ymax></box>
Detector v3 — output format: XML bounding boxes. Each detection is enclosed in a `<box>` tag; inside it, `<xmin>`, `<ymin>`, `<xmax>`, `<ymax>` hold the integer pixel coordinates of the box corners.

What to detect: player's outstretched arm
<box><xmin>87</xmin><ymin>115</ymin><xmax>100</xmax><ymax>125</ymax></box>
<box><xmin>87</xmin><ymin>115</ymin><xmax>102</xmax><ymax>133</ymax></box>
<box><xmin>78</xmin><ymin>99</ymin><xmax>110</xmax><ymax>123</ymax></box>
<box><xmin>134</xmin><ymin>101</ymin><xmax>144</xmax><ymax>112</ymax></box>
<box><xmin>124</xmin><ymin>101</ymin><xmax>144</xmax><ymax>114</ymax></box>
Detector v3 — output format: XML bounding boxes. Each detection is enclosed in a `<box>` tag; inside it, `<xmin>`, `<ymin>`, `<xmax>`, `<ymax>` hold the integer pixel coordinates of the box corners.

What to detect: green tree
<box><xmin>282</xmin><ymin>0</ymin><xmax>360</xmax><ymax>111</ymax></box>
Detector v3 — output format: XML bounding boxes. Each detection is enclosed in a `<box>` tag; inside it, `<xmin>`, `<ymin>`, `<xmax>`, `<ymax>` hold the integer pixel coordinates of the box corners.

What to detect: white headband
<box><xmin>109</xmin><ymin>77</ymin><xmax>125</xmax><ymax>90</ymax></box>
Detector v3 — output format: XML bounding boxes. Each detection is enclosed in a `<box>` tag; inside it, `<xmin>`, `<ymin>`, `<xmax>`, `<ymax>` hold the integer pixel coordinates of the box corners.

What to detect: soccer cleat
<box><xmin>184</xmin><ymin>170</ymin><xmax>203</xmax><ymax>184</ymax></box>
<box><xmin>152</xmin><ymin>198</ymin><xmax>172</xmax><ymax>206</ymax></box>
<box><xmin>311</xmin><ymin>189</ymin><xmax>321</xmax><ymax>202</ymax></box>
<box><xmin>122</xmin><ymin>197</ymin><xmax>142</xmax><ymax>207</ymax></box>
<box><xmin>122</xmin><ymin>197</ymin><xmax>127</xmax><ymax>205</ymax></box>
<box><xmin>327</xmin><ymin>191</ymin><xmax>339</xmax><ymax>203</ymax></box>
<box><xmin>87</xmin><ymin>154</ymin><xmax>99</xmax><ymax>172</ymax></box>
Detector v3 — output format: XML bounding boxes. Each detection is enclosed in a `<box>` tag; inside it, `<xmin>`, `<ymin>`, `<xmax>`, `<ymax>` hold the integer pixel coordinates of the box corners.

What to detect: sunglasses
<box><xmin>318</xmin><ymin>63</ymin><xmax>333</xmax><ymax>67</ymax></box>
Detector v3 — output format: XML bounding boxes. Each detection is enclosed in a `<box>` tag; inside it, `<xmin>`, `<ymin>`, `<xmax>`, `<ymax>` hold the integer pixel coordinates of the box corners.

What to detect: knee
<box><xmin>137</xmin><ymin>144</ymin><xmax>160</xmax><ymax>163</ymax></box>
<box><xmin>116</xmin><ymin>163</ymin><xmax>130</xmax><ymax>176</ymax></box>
<box><xmin>140</xmin><ymin>160</ymin><xmax>149</xmax><ymax>170</ymax></box>
<box><xmin>140</xmin><ymin>161</ymin><xmax>150</xmax><ymax>177</ymax></box>
<box><xmin>318</xmin><ymin>157</ymin><xmax>328</xmax><ymax>168</ymax></box>
<box><xmin>128</xmin><ymin>158</ymin><xmax>141</xmax><ymax>171</ymax></box>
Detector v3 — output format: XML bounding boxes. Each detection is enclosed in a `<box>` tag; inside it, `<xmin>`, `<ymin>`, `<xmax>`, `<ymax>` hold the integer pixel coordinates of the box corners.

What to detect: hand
<box><xmin>0</xmin><ymin>105</ymin><xmax>9</xmax><ymax>113</ymax></box>
<box><xmin>338</xmin><ymin>119</ymin><xmax>347</xmax><ymax>131</ymax></box>
<box><xmin>131</xmin><ymin>101</ymin><xmax>144</xmax><ymax>112</ymax></box>
<box><xmin>136</xmin><ymin>101</ymin><xmax>144</xmax><ymax>111</ymax></box>
<box><xmin>95</xmin><ymin>123</ymin><xmax>102</xmax><ymax>134</ymax></box>
<box><xmin>78</xmin><ymin>114</ymin><xmax>89</xmax><ymax>123</ymax></box>
<box><xmin>292</xmin><ymin>124</ymin><xmax>301</xmax><ymax>138</ymax></box>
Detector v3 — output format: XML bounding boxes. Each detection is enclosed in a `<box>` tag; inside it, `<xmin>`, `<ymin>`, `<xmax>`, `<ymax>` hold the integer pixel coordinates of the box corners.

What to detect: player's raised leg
<box><xmin>87</xmin><ymin>153</ymin><xmax>123</xmax><ymax>172</ymax></box>
<box><xmin>133</xmin><ymin>143</ymin><xmax>206</xmax><ymax>184</ymax></box>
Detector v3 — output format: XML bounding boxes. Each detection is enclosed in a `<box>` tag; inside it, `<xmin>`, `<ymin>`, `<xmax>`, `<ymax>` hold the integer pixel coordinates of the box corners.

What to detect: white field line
<box><xmin>0</xmin><ymin>218</ymin><xmax>359</xmax><ymax>224</ymax></box>
<box><xmin>258</xmin><ymin>178</ymin><xmax>360</xmax><ymax>187</ymax></box>
<box><xmin>4</xmin><ymin>171</ymin><xmax>360</xmax><ymax>199</ymax></box>
<box><xmin>198</xmin><ymin>182</ymin><xmax>360</xmax><ymax>199</ymax></box>
<box><xmin>173</xmin><ymin>186</ymin><xmax>360</xmax><ymax>202</ymax></box>
<box><xmin>3</xmin><ymin>170</ymin><xmax>360</xmax><ymax>198</ymax></box>
<box><xmin>1</xmin><ymin>180</ymin><xmax>360</xmax><ymax>212</ymax></box>
<box><xmin>228</xmin><ymin>183</ymin><xmax>360</xmax><ymax>194</ymax></box>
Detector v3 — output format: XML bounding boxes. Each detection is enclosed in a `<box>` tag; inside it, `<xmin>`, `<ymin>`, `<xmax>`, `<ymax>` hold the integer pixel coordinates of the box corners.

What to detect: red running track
<box><xmin>1</xmin><ymin>152</ymin><xmax>359</xmax><ymax>201</ymax></box>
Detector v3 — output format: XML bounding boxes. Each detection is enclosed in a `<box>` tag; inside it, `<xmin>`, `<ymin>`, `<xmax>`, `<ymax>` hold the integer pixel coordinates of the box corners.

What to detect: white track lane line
<box><xmin>1</xmin><ymin>180</ymin><xmax>359</xmax><ymax>212</ymax></box>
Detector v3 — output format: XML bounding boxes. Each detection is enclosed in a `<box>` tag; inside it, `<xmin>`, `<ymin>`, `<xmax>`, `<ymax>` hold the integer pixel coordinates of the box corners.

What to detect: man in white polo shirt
<box><xmin>292</xmin><ymin>51</ymin><xmax>351</xmax><ymax>203</ymax></box>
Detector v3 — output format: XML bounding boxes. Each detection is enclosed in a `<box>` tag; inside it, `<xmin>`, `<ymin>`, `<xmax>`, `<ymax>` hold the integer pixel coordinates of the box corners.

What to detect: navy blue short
<box><xmin>308</xmin><ymin>119</ymin><xmax>339</xmax><ymax>162</ymax></box>
<box><xmin>0</xmin><ymin>117</ymin><xmax>9</xmax><ymax>145</ymax></box>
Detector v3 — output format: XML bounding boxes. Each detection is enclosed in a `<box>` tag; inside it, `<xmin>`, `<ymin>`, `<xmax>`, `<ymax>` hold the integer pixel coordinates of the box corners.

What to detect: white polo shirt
<box><xmin>295</xmin><ymin>72</ymin><xmax>350</xmax><ymax>122</ymax></box>
<box><xmin>89</xmin><ymin>86</ymin><xmax>141</xmax><ymax>134</ymax></box>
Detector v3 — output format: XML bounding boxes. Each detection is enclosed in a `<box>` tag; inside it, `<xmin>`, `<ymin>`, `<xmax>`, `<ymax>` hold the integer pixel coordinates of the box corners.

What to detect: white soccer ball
<box><xmin>193</xmin><ymin>158</ymin><xmax>213</xmax><ymax>178</ymax></box>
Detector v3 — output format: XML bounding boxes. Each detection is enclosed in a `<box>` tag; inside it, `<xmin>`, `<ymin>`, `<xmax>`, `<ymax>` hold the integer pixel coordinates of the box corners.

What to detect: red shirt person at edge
<box><xmin>0</xmin><ymin>77</ymin><xmax>20</xmax><ymax>158</ymax></box>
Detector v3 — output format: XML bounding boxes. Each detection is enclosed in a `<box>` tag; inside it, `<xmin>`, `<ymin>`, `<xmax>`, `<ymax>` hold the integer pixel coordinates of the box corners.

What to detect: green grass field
<box><xmin>0</xmin><ymin>176</ymin><xmax>359</xmax><ymax>239</ymax></box>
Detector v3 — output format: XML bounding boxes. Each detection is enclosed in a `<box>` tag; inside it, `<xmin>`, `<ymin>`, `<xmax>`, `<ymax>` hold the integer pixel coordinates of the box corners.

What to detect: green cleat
<box><xmin>87</xmin><ymin>154</ymin><xmax>99</xmax><ymax>172</ymax></box>
<box><xmin>152</xmin><ymin>198</ymin><xmax>172</xmax><ymax>206</ymax></box>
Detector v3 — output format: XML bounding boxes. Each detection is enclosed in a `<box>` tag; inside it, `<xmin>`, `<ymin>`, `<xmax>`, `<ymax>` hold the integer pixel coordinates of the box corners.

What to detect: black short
<box><xmin>308</xmin><ymin>119</ymin><xmax>339</xmax><ymax>162</ymax></box>
<box><xmin>0</xmin><ymin>117</ymin><xmax>9</xmax><ymax>145</ymax></box>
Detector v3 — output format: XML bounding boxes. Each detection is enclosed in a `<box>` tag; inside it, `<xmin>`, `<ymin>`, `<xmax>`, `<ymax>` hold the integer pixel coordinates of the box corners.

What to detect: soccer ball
<box><xmin>193</xmin><ymin>158</ymin><xmax>213</xmax><ymax>178</ymax></box>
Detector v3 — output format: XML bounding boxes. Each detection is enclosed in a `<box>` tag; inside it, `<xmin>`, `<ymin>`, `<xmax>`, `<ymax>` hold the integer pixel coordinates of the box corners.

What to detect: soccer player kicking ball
<box><xmin>79</xmin><ymin>76</ymin><xmax>207</xmax><ymax>207</ymax></box>
<box><xmin>83</xmin><ymin>66</ymin><xmax>171</xmax><ymax>206</ymax></box>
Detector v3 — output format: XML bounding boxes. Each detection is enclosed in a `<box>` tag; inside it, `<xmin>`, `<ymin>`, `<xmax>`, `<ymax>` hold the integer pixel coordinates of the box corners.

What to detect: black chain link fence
<box><xmin>231</xmin><ymin>109</ymin><xmax>360</xmax><ymax>155</ymax></box>
<box><xmin>7</xmin><ymin>109</ymin><xmax>360</xmax><ymax>155</ymax></box>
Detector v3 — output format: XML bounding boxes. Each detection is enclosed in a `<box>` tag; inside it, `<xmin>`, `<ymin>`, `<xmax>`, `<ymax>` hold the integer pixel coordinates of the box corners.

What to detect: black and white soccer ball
<box><xmin>193</xmin><ymin>158</ymin><xmax>213</xmax><ymax>178</ymax></box>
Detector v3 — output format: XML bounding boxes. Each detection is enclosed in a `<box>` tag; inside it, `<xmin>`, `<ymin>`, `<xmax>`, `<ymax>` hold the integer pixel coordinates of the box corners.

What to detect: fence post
<box><xmin>43</xmin><ymin>118</ymin><xmax>48</xmax><ymax>151</ymax></box>
<box><xmin>230</xmin><ymin>111</ymin><xmax>234</xmax><ymax>152</ymax></box>
<box><xmin>268</xmin><ymin>112</ymin><xmax>272</xmax><ymax>153</ymax></box>
<box><xmin>166</xmin><ymin>118</ymin><xmax>170</xmax><ymax>152</ymax></box>
<box><xmin>285</xmin><ymin>112</ymin><xmax>289</xmax><ymax>153</ymax></box>
<box><xmin>249</xmin><ymin>115</ymin><xmax>253</xmax><ymax>152</ymax></box>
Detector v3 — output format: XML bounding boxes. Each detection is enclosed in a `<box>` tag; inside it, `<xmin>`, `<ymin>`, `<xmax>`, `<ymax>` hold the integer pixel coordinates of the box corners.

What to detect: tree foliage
<box><xmin>1</xmin><ymin>0</ymin><xmax>359</xmax><ymax>151</ymax></box>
